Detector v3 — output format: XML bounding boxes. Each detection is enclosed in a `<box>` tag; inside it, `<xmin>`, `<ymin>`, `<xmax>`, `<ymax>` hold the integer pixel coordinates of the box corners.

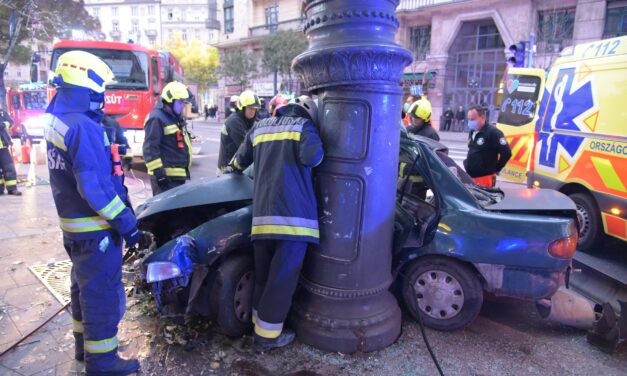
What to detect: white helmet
<box><xmin>288</xmin><ymin>95</ymin><xmax>318</xmax><ymax>125</ymax></box>
<box><xmin>229</xmin><ymin>95</ymin><xmax>239</xmax><ymax>103</ymax></box>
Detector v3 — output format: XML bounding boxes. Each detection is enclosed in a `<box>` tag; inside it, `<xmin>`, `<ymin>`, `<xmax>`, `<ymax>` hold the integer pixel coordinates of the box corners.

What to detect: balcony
<box><xmin>206</xmin><ymin>18</ymin><xmax>221</xmax><ymax>30</ymax></box>
<box><xmin>248</xmin><ymin>18</ymin><xmax>305</xmax><ymax>39</ymax></box>
<box><xmin>145</xmin><ymin>29</ymin><xmax>158</xmax><ymax>37</ymax></box>
<box><xmin>398</xmin><ymin>0</ymin><xmax>467</xmax><ymax>11</ymax></box>
<box><xmin>110</xmin><ymin>30</ymin><xmax>121</xmax><ymax>39</ymax></box>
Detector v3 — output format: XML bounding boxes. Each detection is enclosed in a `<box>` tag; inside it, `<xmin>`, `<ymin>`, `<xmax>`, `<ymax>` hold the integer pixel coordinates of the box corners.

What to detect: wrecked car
<box><xmin>133</xmin><ymin>131</ymin><xmax>578</xmax><ymax>335</ymax></box>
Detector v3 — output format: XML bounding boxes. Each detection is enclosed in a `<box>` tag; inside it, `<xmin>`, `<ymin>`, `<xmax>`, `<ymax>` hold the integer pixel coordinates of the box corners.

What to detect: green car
<box><xmin>135</xmin><ymin>131</ymin><xmax>578</xmax><ymax>334</ymax></box>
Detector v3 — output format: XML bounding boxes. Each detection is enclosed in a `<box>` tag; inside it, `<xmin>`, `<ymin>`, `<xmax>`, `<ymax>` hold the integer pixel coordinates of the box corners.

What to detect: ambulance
<box><xmin>496</xmin><ymin>35</ymin><xmax>626</xmax><ymax>251</ymax></box>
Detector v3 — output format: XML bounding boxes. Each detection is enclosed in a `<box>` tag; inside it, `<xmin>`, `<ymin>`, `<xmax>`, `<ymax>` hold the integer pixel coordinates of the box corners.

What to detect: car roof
<box><xmin>401</xmin><ymin>131</ymin><xmax>449</xmax><ymax>154</ymax></box>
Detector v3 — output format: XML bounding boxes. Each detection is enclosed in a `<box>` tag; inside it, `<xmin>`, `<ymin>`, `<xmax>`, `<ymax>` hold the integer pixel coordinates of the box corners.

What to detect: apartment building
<box><xmin>396</xmin><ymin>0</ymin><xmax>626</xmax><ymax>128</ymax></box>
<box><xmin>85</xmin><ymin>0</ymin><xmax>163</xmax><ymax>46</ymax></box>
<box><xmin>161</xmin><ymin>0</ymin><xmax>219</xmax><ymax>45</ymax></box>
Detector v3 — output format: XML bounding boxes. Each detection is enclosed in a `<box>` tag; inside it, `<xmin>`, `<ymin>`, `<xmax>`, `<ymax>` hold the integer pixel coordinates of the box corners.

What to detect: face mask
<box><xmin>467</xmin><ymin>120</ymin><xmax>479</xmax><ymax>131</ymax></box>
<box><xmin>403</xmin><ymin>102</ymin><xmax>410</xmax><ymax>113</ymax></box>
<box><xmin>173</xmin><ymin>100</ymin><xmax>185</xmax><ymax>115</ymax></box>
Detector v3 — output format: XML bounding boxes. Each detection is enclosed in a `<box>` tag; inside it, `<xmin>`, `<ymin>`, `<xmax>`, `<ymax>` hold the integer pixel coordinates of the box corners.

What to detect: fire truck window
<box><xmin>24</xmin><ymin>92</ymin><xmax>47</xmax><ymax>110</ymax></box>
<box><xmin>151</xmin><ymin>56</ymin><xmax>159</xmax><ymax>95</ymax></box>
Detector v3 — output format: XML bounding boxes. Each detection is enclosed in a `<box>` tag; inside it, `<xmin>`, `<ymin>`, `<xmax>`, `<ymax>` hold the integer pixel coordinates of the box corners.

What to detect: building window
<box><xmin>17</xmin><ymin>70</ymin><xmax>21</xmax><ymax>77</ymax></box>
<box><xmin>112</xmin><ymin>21</ymin><xmax>120</xmax><ymax>32</ymax></box>
<box><xmin>112</xmin><ymin>7</ymin><xmax>118</xmax><ymax>17</ymax></box>
<box><xmin>195</xmin><ymin>29</ymin><xmax>201</xmax><ymax>40</ymax></box>
<box><xmin>149</xmin><ymin>37</ymin><xmax>156</xmax><ymax>46</ymax></box>
<box><xmin>265</xmin><ymin>5</ymin><xmax>278</xmax><ymax>30</ymax></box>
<box><xmin>182</xmin><ymin>29</ymin><xmax>188</xmax><ymax>41</ymax></box>
<box><xmin>92</xmin><ymin>7</ymin><xmax>99</xmax><ymax>17</ymax></box>
<box><xmin>4</xmin><ymin>71</ymin><xmax>8</xmax><ymax>77</ymax></box>
<box><xmin>224</xmin><ymin>0</ymin><xmax>234</xmax><ymax>33</ymax></box>
<box><xmin>148</xmin><ymin>5</ymin><xmax>155</xmax><ymax>16</ymax></box>
<box><xmin>477</xmin><ymin>24</ymin><xmax>503</xmax><ymax>50</ymax></box>
<box><xmin>132</xmin><ymin>20</ymin><xmax>139</xmax><ymax>34</ymax></box>
<box><xmin>537</xmin><ymin>8</ymin><xmax>575</xmax><ymax>53</ymax></box>
<box><xmin>409</xmin><ymin>26</ymin><xmax>431</xmax><ymax>60</ymax></box>
<box><xmin>604</xmin><ymin>5</ymin><xmax>627</xmax><ymax>38</ymax></box>
<box><xmin>131</xmin><ymin>6</ymin><xmax>138</xmax><ymax>17</ymax></box>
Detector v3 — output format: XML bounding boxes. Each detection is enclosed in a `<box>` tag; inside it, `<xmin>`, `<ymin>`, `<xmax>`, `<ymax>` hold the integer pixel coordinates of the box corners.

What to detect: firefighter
<box><xmin>0</xmin><ymin>107</ymin><xmax>21</xmax><ymax>195</ymax></box>
<box><xmin>217</xmin><ymin>90</ymin><xmax>261</xmax><ymax>174</ymax></box>
<box><xmin>44</xmin><ymin>50</ymin><xmax>139</xmax><ymax>375</ymax></box>
<box><xmin>463</xmin><ymin>105</ymin><xmax>512</xmax><ymax>187</ymax></box>
<box><xmin>407</xmin><ymin>98</ymin><xmax>440</xmax><ymax>141</ymax></box>
<box><xmin>143</xmin><ymin>81</ymin><xmax>192</xmax><ymax>195</ymax></box>
<box><xmin>231</xmin><ymin>96</ymin><xmax>323</xmax><ymax>353</ymax></box>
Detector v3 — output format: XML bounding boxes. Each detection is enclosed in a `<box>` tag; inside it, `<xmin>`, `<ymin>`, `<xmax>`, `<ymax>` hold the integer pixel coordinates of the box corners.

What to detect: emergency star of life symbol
<box><xmin>536</xmin><ymin>64</ymin><xmax>597</xmax><ymax>174</ymax></box>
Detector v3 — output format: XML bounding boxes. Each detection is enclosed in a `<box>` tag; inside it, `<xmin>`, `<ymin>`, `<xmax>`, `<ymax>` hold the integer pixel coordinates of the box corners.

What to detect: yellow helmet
<box><xmin>409</xmin><ymin>98</ymin><xmax>432</xmax><ymax>122</ymax></box>
<box><xmin>53</xmin><ymin>51</ymin><xmax>115</xmax><ymax>93</ymax></box>
<box><xmin>161</xmin><ymin>81</ymin><xmax>190</xmax><ymax>103</ymax></box>
<box><xmin>237</xmin><ymin>90</ymin><xmax>261</xmax><ymax>110</ymax></box>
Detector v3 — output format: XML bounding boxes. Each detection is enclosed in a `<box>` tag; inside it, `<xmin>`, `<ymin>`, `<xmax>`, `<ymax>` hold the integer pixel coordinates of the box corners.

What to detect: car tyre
<box><xmin>402</xmin><ymin>256</ymin><xmax>483</xmax><ymax>331</ymax></box>
<box><xmin>569</xmin><ymin>193</ymin><xmax>602</xmax><ymax>251</ymax></box>
<box><xmin>210</xmin><ymin>255</ymin><xmax>254</xmax><ymax>337</ymax></box>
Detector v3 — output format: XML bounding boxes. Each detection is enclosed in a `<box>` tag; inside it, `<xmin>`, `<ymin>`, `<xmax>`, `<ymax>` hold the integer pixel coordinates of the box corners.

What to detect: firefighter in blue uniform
<box><xmin>0</xmin><ymin>107</ymin><xmax>21</xmax><ymax>195</ymax></box>
<box><xmin>44</xmin><ymin>50</ymin><xmax>140</xmax><ymax>375</ymax></box>
<box><xmin>231</xmin><ymin>96</ymin><xmax>324</xmax><ymax>352</ymax></box>
<box><xmin>142</xmin><ymin>81</ymin><xmax>192</xmax><ymax>195</ymax></box>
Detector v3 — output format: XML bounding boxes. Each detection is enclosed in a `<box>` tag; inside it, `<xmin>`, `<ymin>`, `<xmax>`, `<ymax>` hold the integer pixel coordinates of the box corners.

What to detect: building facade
<box><xmin>161</xmin><ymin>0</ymin><xmax>219</xmax><ymax>45</ymax></box>
<box><xmin>214</xmin><ymin>0</ymin><xmax>305</xmax><ymax>116</ymax></box>
<box><xmin>397</xmin><ymin>0</ymin><xmax>626</xmax><ymax>129</ymax></box>
<box><xmin>85</xmin><ymin>0</ymin><xmax>163</xmax><ymax>46</ymax></box>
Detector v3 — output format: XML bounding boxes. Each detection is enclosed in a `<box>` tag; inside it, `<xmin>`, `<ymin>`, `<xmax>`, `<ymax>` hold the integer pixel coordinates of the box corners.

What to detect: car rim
<box><xmin>233</xmin><ymin>270</ymin><xmax>254</xmax><ymax>323</ymax></box>
<box><xmin>575</xmin><ymin>204</ymin><xmax>591</xmax><ymax>241</ymax></box>
<box><xmin>414</xmin><ymin>269</ymin><xmax>464</xmax><ymax>320</ymax></box>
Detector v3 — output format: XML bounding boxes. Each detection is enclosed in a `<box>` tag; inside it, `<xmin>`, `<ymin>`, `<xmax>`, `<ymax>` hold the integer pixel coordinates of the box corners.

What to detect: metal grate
<box><xmin>29</xmin><ymin>260</ymin><xmax>72</xmax><ymax>305</ymax></box>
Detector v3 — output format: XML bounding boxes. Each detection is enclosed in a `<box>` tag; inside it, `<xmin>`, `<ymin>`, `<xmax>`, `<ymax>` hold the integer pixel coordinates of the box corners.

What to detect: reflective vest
<box><xmin>44</xmin><ymin>88</ymin><xmax>136</xmax><ymax>240</ymax></box>
<box><xmin>233</xmin><ymin>113</ymin><xmax>324</xmax><ymax>244</ymax></box>
<box><xmin>143</xmin><ymin>103</ymin><xmax>192</xmax><ymax>179</ymax></box>
<box><xmin>0</xmin><ymin>110</ymin><xmax>13</xmax><ymax>149</ymax></box>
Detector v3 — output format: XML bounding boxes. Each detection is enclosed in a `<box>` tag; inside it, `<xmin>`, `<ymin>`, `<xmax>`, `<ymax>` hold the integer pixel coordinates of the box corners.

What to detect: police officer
<box><xmin>0</xmin><ymin>107</ymin><xmax>21</xmax><ymax>195</ymax></box>
<box><xmin>143</xmin><ymin>81</ymin><xmax>192</xmax><ymax>195</ymax></box>
<box><xmin>407</xmin><ymin>98</ymin><xmax>440</xmax><ymax>141</ymax></box>
<box><xmin>463</xmin><ymin>105</ymin><xmax>512</xmax><ymax>187</ymax></box>
<box><xmin>231</xmin><ymin>96</ymin><xmax>323</xmax><ymax>353</ymax></box>
<box><xmin>44</xmin><ymin>50</ymin><xmax>139</xmax><ymax>375</ymax></box>
<box><xmin>217</xmin><ymin>90</ymin><xmax>261</xmax><ymax>174</ymax></box>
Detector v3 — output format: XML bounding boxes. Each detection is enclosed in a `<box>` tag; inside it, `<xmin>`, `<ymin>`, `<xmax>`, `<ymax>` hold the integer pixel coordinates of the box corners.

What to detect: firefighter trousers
<box><xmin>252</xmin><ymin>239</ymin><xmax>307</xmax><ymax>339</ymax></box>
<box><xmin>149</xmin><ymin>176</ymin><xmax>185</xmax><ymax>195</ymax></box>
<box><xmin>0</xmin><ymin>148</ymin><xmax>18</xmax><ymax>192</ymax></box>
<box><xmin>63</xmin><ymin>234</ymin><xmax>126</xmax><ymax>368</ymax></box>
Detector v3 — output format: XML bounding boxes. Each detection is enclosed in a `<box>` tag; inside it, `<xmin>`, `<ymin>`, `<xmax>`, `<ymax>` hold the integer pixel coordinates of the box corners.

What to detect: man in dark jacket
<box><xmin>455</xmin><ymin>105</ymin><xmax>465</xmax><ymax>131</ymax></box>
<box><xmin>407</xmin><ymin>99</ymin><xmax>440</xmax><ymax>141</ymax></box>
<box><xmin>217</xmin><ymin>90</ymin><xmax>260</xmax><ymax>174</ymax></box>
<box><xmin>231</xmin><ymin>95</ymin><xmax>323</xmax><ymax>353</ymax></box>
<box><xmin>463</xmin><ymin>105</ymin><xmax>512</xmax><ymax>187</ymax></box>
<box><xmin>443</xmin><ymin>107</ymin><xmax>454</xmax><ymax>131</ymax></box>
<box><xmin>44</xmin><ymin>50</ymin><xmax>139</xmax><ymax>375</ymax></box>
<box><xmin>143</xmin><ymin>81</ymin><xmax>192</xmax><ymax>195</ymax></box>
<box><xmin>0</xmin><ymin>107</ymin><xmax>21</xmax><ymax>195</ymax></box>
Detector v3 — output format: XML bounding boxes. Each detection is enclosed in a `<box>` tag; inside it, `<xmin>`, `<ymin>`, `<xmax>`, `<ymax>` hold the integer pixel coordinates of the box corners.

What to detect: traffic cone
<box><xmin>21</xmin><ymin>139</ymin><xmax>31</xmax><ymax>164</ymax></box>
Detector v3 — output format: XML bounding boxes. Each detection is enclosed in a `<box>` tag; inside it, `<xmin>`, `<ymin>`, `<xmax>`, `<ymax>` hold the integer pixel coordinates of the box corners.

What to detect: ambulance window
<box><xmin>497</xmin><ymin>74</ymin><xmax>541</xmax><ymax>126</ymax></box>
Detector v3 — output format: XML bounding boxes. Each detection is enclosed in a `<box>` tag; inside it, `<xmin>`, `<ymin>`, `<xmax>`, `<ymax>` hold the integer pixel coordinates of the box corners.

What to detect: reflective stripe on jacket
<box><xmin>44</xmin><ymin>88</ymin><xmax>136</xmax><ymax>240</ymax></box>
<box><xmin>142</xmin><ymin>103</ymin><xmax>192</xmax><ymax>179</ymax></box>
<box><xmin>234</xmin><ymin>113</ymin><xmax>323</xmax><ymax>244</ymax></box>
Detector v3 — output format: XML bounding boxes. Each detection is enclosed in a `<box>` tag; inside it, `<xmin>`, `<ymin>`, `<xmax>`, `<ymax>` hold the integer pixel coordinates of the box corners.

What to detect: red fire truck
<box><xmin>6</xmin><ymin>83</ymin><xmax>48</xmax><ymax>140</ymax></box>
<box><xmin>49</xmin><ymin>40</ymin><xmax>184</xmax><ymax>157</ymax></box>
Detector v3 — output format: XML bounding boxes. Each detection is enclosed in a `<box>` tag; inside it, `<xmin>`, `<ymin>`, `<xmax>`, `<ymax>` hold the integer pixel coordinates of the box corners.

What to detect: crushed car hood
<box><xmin>485</xmin><ymin>187</ymin><xmax>576</xmax><ymax>212</ymax></box>
<box><xmin>135</xmin><ymin>174</ymin><xmax>253</xmax><ymax>220</ymax></box>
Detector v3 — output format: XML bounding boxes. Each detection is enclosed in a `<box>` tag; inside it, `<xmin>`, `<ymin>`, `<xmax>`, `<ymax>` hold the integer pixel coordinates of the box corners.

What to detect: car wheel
<box><xmin>211</xmin><ymin>255</ymin><xmax>254</xmax><ymax>337</ymax></box>
<box><xmin>569</xmin><ymin>193</ymin><xmax>602</xmax><ymax>250</ymax></box>
<box><xmin>402</xmin><ymin>257</ymin><xmax>483</xmax><ymax>331</ymax></box>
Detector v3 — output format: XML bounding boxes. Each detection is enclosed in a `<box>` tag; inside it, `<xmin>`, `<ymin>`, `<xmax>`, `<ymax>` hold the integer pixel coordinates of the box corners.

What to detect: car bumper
<box><xmin>474</xmin><ymin>262</ymin><xmax>568</xmax><ymax>300</ymax></box>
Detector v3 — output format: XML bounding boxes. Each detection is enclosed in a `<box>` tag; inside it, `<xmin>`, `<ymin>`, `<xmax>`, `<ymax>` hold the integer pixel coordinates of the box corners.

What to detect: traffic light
<box><xmin>508</xmin><ymin>42</ymin><xmax>526</xmax><ymax>68</ymax></box>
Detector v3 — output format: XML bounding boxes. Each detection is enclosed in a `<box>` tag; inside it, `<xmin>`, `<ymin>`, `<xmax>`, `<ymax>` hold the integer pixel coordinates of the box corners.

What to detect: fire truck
<box><xmin>49</xmin><ymin>40</ymin><xmax>185</xmax><ymax>157</ymax></box>
<box><xmin>6</xmin><ymin>83</ymin><xmax>48</xmax><ymax>140</ymax></box>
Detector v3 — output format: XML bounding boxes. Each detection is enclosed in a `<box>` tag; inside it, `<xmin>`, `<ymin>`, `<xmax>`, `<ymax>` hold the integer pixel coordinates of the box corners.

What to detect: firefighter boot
<box><xmin>253</xmin><ymin>329</ymin><xmax>296</xmax><ymax>353</ymax></box>
<box><xmin>7</xmin><ymin>189</ymin><xmax>22</xmax><ymax>196</ymax></box>
<box><xmin>85</xmin><ymin>352</ymin><xmax>140</xmax><ymax>376</ymax></box>
<box><xmin>73</xmin><ymin>332</ymin><xmax>84</xmax><ymax>362</ymax></box>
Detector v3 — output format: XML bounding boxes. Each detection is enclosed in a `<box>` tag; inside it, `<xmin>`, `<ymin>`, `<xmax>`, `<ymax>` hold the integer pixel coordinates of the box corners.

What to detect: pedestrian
<box><xmin>43</xmin><ymin>50</ymin><xmax>140</xmax><ymax>375</ymax></box>
<box><xmin>143</xmin><ymin>81</ymin><xmax>193</xmax><ymax>195</ymax></box>
<box><xmin>443</xmin><ymin>107</ymin><xmax>454</xmax><ymax>131</ymax></box>
<box><xmin>402</xmin><ymin>95</ymin><xmax>415</xmax><ymax>128</ymax></box>
<box><xmin>463</xmin><ymin>105</ymin><xmax>512</xmax><ymax>187</ymax></box>
<box><xmin>407</xmin><ymin>98</ymin><xmax>440</xmax><ymax>141</ymax></box>
<box><xmin>0</xmin><ymin>106</ymin><xmax>21</xmax><ymax>196</ymax></box>
<box><xmin>217</xmin><ymin>89</ymin><xmax>261</xmax><ymax>174</ymax></box>
<box><xmin>204</xmin><ymin>104</ymin><xmax>210</xmax><ymax>120</ymax></box>
<box><xmin>455</xmin><ymin>105</ymin><xmax>465</xmax><ymax>132</ymax></box>
<box><xmin>230</xmin><ymin>95</ymin><xmax>323</xmax><ymax>353</ymax></box>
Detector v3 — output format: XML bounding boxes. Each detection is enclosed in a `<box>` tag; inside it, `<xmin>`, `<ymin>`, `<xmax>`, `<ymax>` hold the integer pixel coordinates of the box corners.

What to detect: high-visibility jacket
<box><xmin>44</xmin><ymin>88</ymin><xmax>136</xmax><ymax>240</ymax></box>
<box><xmin>233</xmin><ymin>110</ymin><xmax>324</xmax><ymax>244</ymax></box>
<box><xmin>0</xmin><ymin>110</ymin><xmax>13</xmax><ymax>149</ymax></box>
<box><xmin>143</xmin><ymin>102</ymin><xmax>192</xmax><ymax>180</ymax></box>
